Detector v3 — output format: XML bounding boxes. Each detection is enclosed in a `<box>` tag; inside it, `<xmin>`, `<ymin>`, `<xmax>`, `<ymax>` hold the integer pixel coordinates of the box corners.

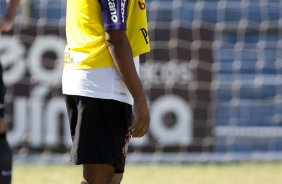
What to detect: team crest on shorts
<box><xmin>122</xmin><ymin>135</ymin><xmax>131</xmax><ymax>157</ymax></box>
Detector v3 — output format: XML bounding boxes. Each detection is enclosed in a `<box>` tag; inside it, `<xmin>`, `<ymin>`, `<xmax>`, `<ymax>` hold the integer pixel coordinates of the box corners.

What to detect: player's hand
<box><xmin>129</xmin><ymin>98</ymin><xmax>150</xmax><ymax>138</ymax></box>
<box><xmin>0</xmin><ymin>18</ymin><xmax>13</xmax><ymax>32</ymax></box>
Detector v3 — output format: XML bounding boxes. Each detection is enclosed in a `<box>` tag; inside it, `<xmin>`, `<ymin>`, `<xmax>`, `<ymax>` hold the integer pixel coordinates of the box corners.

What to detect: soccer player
<box><xmin>63</xmin><ymin>0</ymin><xmax>150</xmax><ymax>184</ymax></box>
<box><xmin>0</xmin><ymin>0</ymin><xmax>20</xmax><ymax>183</ymax></box>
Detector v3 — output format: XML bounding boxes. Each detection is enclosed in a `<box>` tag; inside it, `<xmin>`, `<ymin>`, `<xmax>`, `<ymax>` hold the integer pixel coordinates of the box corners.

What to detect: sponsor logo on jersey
<box><xmin>64</xmin><ymin>52</ymin><xmax>73</xmax><ymax>64</ymax></box>
<box><xmin>121</xmin><ymin>0</ymin><xmax>127</xmax><ymax>23</ymax></box>
<box><xmin>108</xmin><ymin>0</ymin><xmax>118</xmax><ymax>22</ymax></box>
<box><xmin>140</xmin><ymin>28</ymin><xmax>149</xmax><ymax>44</ymax></box>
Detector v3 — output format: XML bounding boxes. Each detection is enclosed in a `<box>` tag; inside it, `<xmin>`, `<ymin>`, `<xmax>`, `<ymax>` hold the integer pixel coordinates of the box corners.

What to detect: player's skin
<box><xmin>106</xmin><ymin>30</ymin><xmax>150</xmax><ymax>138</ymax></box>
<box><xmin>81</xmin><ymin>30</ymin><xmax>150</xmax><ymax>184</ymax></box>
<box><xmin>0</xmin><ymin>0</ymin><xmax>20</xmax><ymax>134</ymax></box>
<box><xmin>0</xmin><ymin>0</ymin><xmax>20</xmax><ymax>32</ymax></box>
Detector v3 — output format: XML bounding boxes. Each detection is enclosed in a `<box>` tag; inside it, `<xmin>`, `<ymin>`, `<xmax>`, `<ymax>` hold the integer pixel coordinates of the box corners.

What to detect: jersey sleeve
<box><xmin>99</xmin><ymin>0</ymin><xmax>128</xmax><ymax>31</ymax></box>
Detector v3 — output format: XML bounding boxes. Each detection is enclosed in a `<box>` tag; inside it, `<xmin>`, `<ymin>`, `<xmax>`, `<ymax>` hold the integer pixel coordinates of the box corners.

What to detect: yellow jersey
<box><xmin>64</xmin><ymin>0</ymin><xmax>150</xmax><ymax>69</ymax></box>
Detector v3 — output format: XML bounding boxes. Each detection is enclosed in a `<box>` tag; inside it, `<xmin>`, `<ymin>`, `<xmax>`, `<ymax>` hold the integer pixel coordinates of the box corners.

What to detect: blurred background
<box><xmin>1</xmin><ymin>0</ymin><xmax>282</xmax><ymax>173</ymax></box>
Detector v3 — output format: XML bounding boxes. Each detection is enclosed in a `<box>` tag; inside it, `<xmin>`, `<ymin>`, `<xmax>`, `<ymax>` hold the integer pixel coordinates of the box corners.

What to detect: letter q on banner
<box><xmin>150</xmin><ymin>95</ymin><xmax>193</xmax><ymax>146</ymax></box>
<box><xmin>27</xmin><ymin>35</ymin><xmax>65</xmax><ymax>86</ymax></box>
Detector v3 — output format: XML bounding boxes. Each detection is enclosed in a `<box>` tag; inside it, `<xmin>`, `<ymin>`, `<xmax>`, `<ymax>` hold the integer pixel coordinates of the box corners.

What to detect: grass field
<box><xmin>13</xmin><ymin>162</ymin><xmax>282</xmax><ymax>184</ymax></box>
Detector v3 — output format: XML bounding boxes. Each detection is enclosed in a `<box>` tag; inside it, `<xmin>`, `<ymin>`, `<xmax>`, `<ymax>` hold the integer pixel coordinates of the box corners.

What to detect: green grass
<box><xmin>13</xmin><ymin>162</ymin><xmax>282</xmax><ymax>184</ymax></box>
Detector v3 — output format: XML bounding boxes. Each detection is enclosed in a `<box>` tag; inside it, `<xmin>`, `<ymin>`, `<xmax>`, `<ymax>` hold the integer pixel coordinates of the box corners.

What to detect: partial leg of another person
<box><xmin>0</xmin><ymin>133</ymin><xmax>13</xmax><ymax>184</ymax></box>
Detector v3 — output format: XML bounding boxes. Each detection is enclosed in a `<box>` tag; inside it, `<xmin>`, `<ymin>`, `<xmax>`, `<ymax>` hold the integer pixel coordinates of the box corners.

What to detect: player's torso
<box><xmin>65</xmin><ymin>0</ymin><xmax>150</xmax><ymax>70</ymax></box>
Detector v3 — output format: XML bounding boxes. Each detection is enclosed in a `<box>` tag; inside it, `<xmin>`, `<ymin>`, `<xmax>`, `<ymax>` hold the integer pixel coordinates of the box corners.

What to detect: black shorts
<box><xmin>65</xmin><ymin>95</ymin><xmax>132</xmax><ymax>173</ymax></box>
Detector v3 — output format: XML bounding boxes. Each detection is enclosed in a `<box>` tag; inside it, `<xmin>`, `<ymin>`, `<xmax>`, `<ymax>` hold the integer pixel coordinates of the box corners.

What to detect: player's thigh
<box><xmin>83</xmin><ymin>164</ymin><xmax>115</xmax><ymax>184</ymax></box>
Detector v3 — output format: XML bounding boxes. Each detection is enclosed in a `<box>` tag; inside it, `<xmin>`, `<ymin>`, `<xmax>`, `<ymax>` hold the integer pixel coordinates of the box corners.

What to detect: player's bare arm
<box><xmin>0</xmin><ymin>0</ymin><xmax>20</xmax><ymax>32</ymax></box>
<box><xmin>0</xmin><ymin>0</ymin><xmax>20</xmax><ymax>134</ymax></box>
<box><xmin>106</xmin><ymin>30</ymin><xmax>150</xmax><ymax>138</ymax></box>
